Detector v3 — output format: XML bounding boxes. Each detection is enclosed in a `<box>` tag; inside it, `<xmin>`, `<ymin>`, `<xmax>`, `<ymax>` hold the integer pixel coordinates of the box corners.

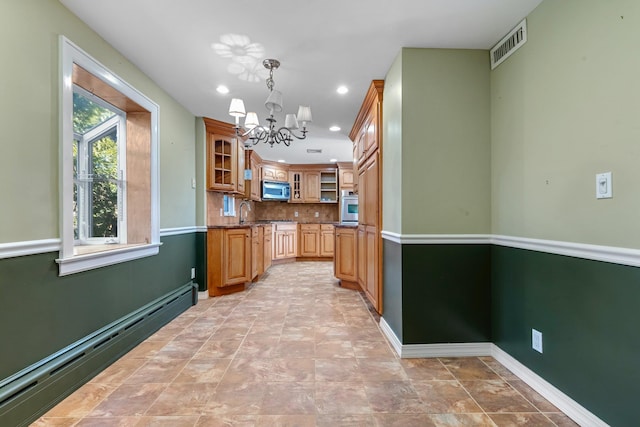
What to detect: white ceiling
<box><xmin>59</xmin><ymin>0</ymin><xmax>543</xmax><ymax>164</ymax></box>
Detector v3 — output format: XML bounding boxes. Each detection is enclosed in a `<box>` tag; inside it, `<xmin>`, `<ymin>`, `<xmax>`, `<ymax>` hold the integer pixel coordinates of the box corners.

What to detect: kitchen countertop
<box><xmin>207</xmin><ymin>220</ymin><xmax>343</xmax><ymax>229</ymax></box>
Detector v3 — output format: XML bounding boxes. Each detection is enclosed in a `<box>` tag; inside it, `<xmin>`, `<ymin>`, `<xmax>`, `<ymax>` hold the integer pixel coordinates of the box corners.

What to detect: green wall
<box><xmin>381</xmin><ymin>48</ymin><xmax>492</xmax><ymax>345</ymax></box>
<box><xmin>401</xmin><ymin>243</ymin><xmax>491</xmax><ymax>344</ymax></box>
<box><xmin>492</xmin><ymin>246</ymin><xmax>640</xmax><ymax>426</ymax></box>
<box><xmin>400</xmin><ymin>48</ymin><xmax>491</xmax><ymax>235</ymax></box>
<box><xmin>0</xmin><ymin>233</ymin><xmax>196</xmax><ymax>381</ymax></box>
<box><xmin>382</xmin><ymin>52</ymin><xmax>403</xmax><ymax>233</ymax></box>
<box><xmin>0</xmin><ymin>1</ymin><xmax>202</xmax><ymax>421</ymax></box>
<box><xmin>488</xmin><ymin>1</ymin><xmax>640</xmax><ymax>424</ymax></box>
<box><xmin>381</xmin><ymin>2</ymin><xmax>640</xmax><ymax>425</ymax></box>
<box><xmin>0</xmin><ymin>0</ymin><xmax>196</xmax><ymax>242</ymax></box>
<box><xmin>491</xmin><ymin>0</ymin><xmax>640</xmax><ymax>248</ymax></box>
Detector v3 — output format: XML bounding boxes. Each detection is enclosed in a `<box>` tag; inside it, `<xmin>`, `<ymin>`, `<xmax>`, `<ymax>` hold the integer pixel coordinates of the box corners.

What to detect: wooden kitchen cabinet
<box><xmin>338</xmin><ymin>162</ymin><xmax>354</xmax><ymax>193</ymax></box>
<box><xmin>207</xmin><ymin>135</ymin><xmax>234</xmax><ymax>191</ymax></box>
<box><xmin>262</xmin><ymin>163</ymin><xmax>289</xmax><ymax>182</ymax></box>
<box><xmin>299</xmin><ymin>224</ymin><xmax>320</xmax><ymax>257</ymax></box>
<box><xmin>204</xmin><ymin>117</ymin><xmax>245</xmax><ymax>194</ymax></box>
<box><xmin>251</xmin><ymin>225</ymin><xmax>264</xmax><ymax>280</ymax></box>
<box><xmin>357</xmin><ymin>225</ymin><xmax>366</xmax><ymax>292</ymax></box>
<box><xmin>207</xmin><ymin>227</ymin><xmax>251</xmax><ymax>297</ymax></box>
<box><xmin>320</xmin><ymin>224</ymin><xmax>335</xmax><ymax>257</ymax></box>
<box><xmin>298</xmin><ymin>223</ymin><xmax>334</xmax><ymax>258</ymax></box>
<box><xmin>364</xmin><ymin>224</ymin><xmax>379</xmax><ymax>305</ymax></box>
<box><xmin>334</xmin><ymin>226</ymin><xmax>357</xmax><ymax>288</ymax></box>
<box><xmin>303</xmin><ymin>171</ymin><xmax>321</xmax><ymax>202</ymax></box>
<box><xmin>273</xmin><ymin>223</ymin><xmax>297</xmax><ymax>261</ymax></box>
<box><xmin>290</xmin><ymin>167</ymin><xmax>337</xmax><ymax>203</ymax></box>
<box><xmin>263</xmin><ymin>224</ymin><xmax>272</xmax><ymax>271</ymax></box>
<box><xmin>245</xmin><ymin>150</ymin><xmax>262</xmax><ymax>201</ymax></box>
<box><xmin>350</xmin><ymin>80</ymin><xmax>383</xmax><ymax>314</ymax></box>
<box><xmin>361</xmin><ymin>152</ymin><xmax>380</xmax><ymax>227</ymax></box>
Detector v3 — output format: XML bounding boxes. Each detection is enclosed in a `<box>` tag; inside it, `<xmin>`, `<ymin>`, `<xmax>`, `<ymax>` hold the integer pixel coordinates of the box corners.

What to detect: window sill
<box><xmin>56</xmin><ymin>243</ymin><xmax>162</xmax><ymax>276</ymax></box>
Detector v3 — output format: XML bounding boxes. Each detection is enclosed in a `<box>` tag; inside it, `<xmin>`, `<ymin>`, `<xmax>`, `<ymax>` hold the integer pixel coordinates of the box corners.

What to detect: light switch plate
<box><xmin>596</xmin><ymin>172</ymin><xmax>612</xmax><ymax>199</ymax></box>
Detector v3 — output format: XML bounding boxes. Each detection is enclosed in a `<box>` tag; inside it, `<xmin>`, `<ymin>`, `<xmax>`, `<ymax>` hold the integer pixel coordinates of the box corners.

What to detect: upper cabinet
<box><xmin>262</xmin><ymin>163</ymin><xmax>289</xmax><ymax>182</ymax></box>
<box><xmin>204</xmin><ymin>117</ymin><xmax>245</xmax><ymax>194</ymax></box>
<box><xmin>350</xmin><ymin>81</ymin><xmax>383</xmax><ymax>167</ymax></box>
<box><xmin>245</xmin><ymin>150</ymin><xmax>262</xmax><ymax>201</ymax></box>
<box><xmin>338</xmin><ymin>162</ymin><xmax>354</xmax><ymax>193</ymax></box>
<box><xmin>290</xmin><ymin>166</ymin><xmax>337</xmax><ymax>203</ymax></box>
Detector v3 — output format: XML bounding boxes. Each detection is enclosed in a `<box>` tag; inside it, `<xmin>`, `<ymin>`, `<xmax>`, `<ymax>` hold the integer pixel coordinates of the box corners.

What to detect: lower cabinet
<box><xmin>320</xmin><ymin>224</ymin><xmax>335</xmax><ymax>257</ymax></box>
<box><xmin>273</xmin><ymin>223</ymin><xmax>298</xmax><ymax>261</ymax></box>
<box><xmin>207</xmin><ymin>227</ymin><xmax>251</xmax><ymax>297</ymax></box>
<box><xmin>299</xmin><ymin>223</ymin><xmax>335</xmax><ymax>258</ymax></box>
<box><xmin>364</xmin><ymin>225</ymin><xmax>379</xmax><ymax>308</ymax></box>
<box><xmin>299</xmin><ymin>224</ymin><xmax>320</xmax><ymax>257</ymax></box>
<box><xmin>263</xmin><ymin>224</ymin><xmax>272</xmax><ymax>271</ymax></box>
<box><xmin>356</xmin><ymin>224</ymin><xmax>379</xmax><ymax>310</ymax></box>
<box><xmin>251</xmin><ymin>225</ymin><xmax>264</xmax><ymax>280</ymax></box>
<box><xmin>334</xmin><ymin>225</ymin><xmax>357</xmax><ymax>288</ymax></box>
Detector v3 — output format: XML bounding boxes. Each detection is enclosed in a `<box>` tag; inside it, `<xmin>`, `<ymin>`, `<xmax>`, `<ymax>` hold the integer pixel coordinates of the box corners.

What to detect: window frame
<box><xmin>58</xmin><ymin>36</ymin><xmax>160</xmax><ymax>276</ymax></box>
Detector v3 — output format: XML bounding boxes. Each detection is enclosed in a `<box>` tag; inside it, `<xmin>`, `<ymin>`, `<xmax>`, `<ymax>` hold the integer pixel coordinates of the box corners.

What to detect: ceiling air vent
<box><xmin>306</xmin><ymin>149</ymin><xmax>322</xmax><ymax>154</ymax></box>
<box><xmin>490</xmin><ymin>19</ymin><xmax>527</xmax><ymax>70</ymax></box>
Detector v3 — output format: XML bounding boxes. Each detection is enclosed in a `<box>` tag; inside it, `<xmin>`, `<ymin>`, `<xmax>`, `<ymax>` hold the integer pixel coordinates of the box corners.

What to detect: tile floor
<box><xmin>34</xmin><ymin>262</ymin><xmax>578</xmax><ymax>426</ymax></box>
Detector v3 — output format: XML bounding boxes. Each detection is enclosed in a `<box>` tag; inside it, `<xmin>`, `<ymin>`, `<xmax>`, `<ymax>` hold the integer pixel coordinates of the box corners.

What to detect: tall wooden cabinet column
<box><xmin>349</xmin><ymin>80</ymin><xmax>384</xmax><ymax>314</ymax></box>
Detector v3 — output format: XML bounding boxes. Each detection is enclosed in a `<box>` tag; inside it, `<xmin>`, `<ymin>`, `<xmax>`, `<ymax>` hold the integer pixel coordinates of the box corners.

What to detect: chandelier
<box><xmin>228</xmin><ymin>59</ymin><xmax>312</xmax><ymax>148</ymax></box>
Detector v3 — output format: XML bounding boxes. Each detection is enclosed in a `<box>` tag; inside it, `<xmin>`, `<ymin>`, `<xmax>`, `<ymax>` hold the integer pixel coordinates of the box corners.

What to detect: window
<box><xmin>73</xmin><ymin>87</ymin><xmax>126</xmax><ymax>246</ymax></box>
<box><xmin>58</xmin><ymin>36</ymin><xmax>160</xmax><ymax>275</ymax></box>
<box><xmin>223</xmin><ymin>195</ymin><xmax>236</xmax><ymax>216</ymax></box>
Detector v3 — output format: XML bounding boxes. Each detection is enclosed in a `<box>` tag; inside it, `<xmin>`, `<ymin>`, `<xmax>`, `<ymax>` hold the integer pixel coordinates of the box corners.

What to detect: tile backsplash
<box><xmin>206</xmin><ymin>192</ymin><xmax>339</xmax><ymax>225</ymax></box>
<box><xmin>254</xmin><ymin>202</ymin><xmax>338</xmax><ymax>223</ymax></box>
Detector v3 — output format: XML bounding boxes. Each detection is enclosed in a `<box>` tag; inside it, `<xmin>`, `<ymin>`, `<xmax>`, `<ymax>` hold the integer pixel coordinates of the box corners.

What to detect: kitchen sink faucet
<box><xmin>239</xmin><ymin>200</ymin><xmax>251</xmax><ymax>224</ymax></box>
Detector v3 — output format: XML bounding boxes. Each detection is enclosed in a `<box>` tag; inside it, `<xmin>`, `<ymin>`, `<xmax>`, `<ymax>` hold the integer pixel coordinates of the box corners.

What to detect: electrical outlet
<box><xmin>190</xmin><ymin>268</ymin><xmax>196</xmax><ymax>279</ymax></box>
<box><xmin>294</xmin><ymin>211</ymin><xmax>299</xmax><ymax>217</ymax></box>
<box><xmin>532</xmin><ymin>329</ymin><xmax>543</xmax><ymax>353</ymax></box>
<box><xmin>315</xmin><ymin>212</ymin><xmax>319</xmax><ymax>218</ymax></box>
<box><xmin>191</xmin><ymin>178</ymin><xmax>196</xmax><ymax>189</ymax></box>
<box><xmin>220</xmin><ymin>208</ymin><xmax>223</xmax><ymax>217</ymax></box>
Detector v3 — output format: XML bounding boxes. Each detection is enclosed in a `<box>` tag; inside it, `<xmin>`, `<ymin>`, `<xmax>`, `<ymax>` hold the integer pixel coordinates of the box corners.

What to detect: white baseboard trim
<box><xmin>379</xmin><ymin>317</ymin><xmax>402</xmax><ymax>356</ymax></box>
<box><xmin>379</xmin><ymin>317</ymin><xmax>492</xmax><ymax>358</ymax></box>
<box><xmin>378</xmin><ymin>319</ymin><xmax>608</xmax><ymax>427</ymax></box>
<box><xmin>197</xmin><ymin>290</ymin><xmax>209</xmax><ymax>300</ymax></box>
<box><xmin>492</xmin><ymin>345</ymin><xmax>609</xmax><ymax>427</ymax></box>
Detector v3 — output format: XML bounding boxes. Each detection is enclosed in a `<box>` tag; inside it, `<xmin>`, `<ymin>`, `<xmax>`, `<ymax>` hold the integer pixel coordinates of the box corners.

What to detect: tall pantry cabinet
<box><xmin>350</xmin><ymin>80</ymin><xmax>383</xmax><ymax>314</ymax></box>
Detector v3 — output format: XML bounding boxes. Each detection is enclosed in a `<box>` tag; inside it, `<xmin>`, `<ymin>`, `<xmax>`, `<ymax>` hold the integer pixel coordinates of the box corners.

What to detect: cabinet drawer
<box><xmin>251</xmin><ymin>227</ymin><xmax>259</xmax><ymax>238</ymax></box>
<box><xmin>274</xmin><ymin>223</ymin><xmax>297</xmax><ymax>231</ymax></box>
<box><xmin>320</xmin><ymin>224</ymin><xmax>335</xmax><ymax>231</ymax></box>
<box><xmin>300</xmin><ymin>224</ymin><xmax>320</xmax><ymax>231</ymax></box>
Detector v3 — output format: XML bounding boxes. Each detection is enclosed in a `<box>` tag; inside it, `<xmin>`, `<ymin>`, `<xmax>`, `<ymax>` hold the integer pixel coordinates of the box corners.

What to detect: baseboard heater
<box><xmin>0</xmin><ymin>282</ymin><xmax>197</xmax><ymax>427</ymax></box>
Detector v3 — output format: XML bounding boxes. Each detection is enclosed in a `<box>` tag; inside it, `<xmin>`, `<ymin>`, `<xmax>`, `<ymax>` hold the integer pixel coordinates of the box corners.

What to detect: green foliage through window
<box><xmin>73</xmin><ymin>90</ymin><xmax>123</xmax><ymax>242</ymax></box>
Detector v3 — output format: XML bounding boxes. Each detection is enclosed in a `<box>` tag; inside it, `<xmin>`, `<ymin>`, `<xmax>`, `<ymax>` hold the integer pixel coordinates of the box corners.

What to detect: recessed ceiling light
<box><xmin>277</xmin><ymin>159</ymin><xmax>286</xmax><ymax>163</ymax></box>
<box><xmin>336</xmin><ymin>86</ymin><xmax>348</xmax><ymax>95</ymax></box>
<box><xmin>329</xmin><ymin>126</ymin><xmax>341</xmax><ymax>132</ymax></box>
<box><xmin>329</xmin><ymin>158</ymin><xmax>338</xmax><ymax>163</ymax></box>
<box><xmin>216</xmin><ymin>85</ymin><xmax>229</xmax><ymax>94</ymax></box>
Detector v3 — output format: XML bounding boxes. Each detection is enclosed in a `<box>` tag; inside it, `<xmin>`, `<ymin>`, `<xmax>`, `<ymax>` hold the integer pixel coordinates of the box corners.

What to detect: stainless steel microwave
<box><xmin>262</xmin><ymin>180</ymin><xmax>291</xmax><ymax>201</ymax></box>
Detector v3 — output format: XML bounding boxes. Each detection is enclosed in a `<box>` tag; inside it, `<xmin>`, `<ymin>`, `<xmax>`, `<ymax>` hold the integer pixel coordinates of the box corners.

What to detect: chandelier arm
<box><xmin>277</xmin><ymin>126</ymin><xmax>308</xmax><ymax>140</ymax></box>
